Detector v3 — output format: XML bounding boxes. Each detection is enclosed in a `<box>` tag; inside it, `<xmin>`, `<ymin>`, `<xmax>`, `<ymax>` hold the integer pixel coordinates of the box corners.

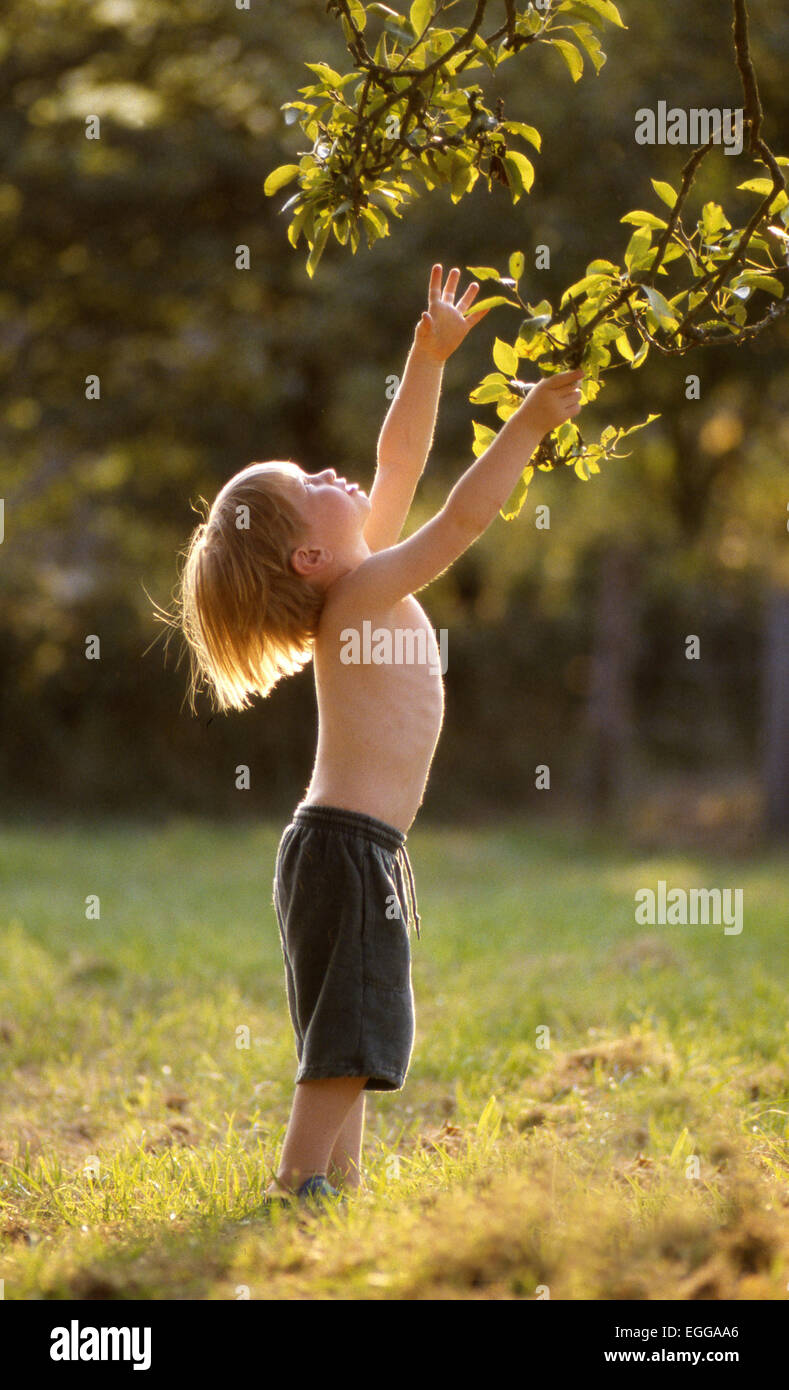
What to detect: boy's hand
<box><xmin>519</xmin><ymin>368</ymin><xmax>585</xmax><ymax>437</ymax></box>
<box><xmin>414</xmin><ymin>264</ymin><xmax>490</xmax><ymax>362</ymax></box>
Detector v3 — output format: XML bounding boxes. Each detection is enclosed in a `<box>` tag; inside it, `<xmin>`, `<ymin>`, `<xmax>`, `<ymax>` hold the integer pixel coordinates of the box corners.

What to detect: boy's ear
<box><xmin>291</xmin><ymin>543</ymin><xmax>332</xmax><ymax>578</ymax></box>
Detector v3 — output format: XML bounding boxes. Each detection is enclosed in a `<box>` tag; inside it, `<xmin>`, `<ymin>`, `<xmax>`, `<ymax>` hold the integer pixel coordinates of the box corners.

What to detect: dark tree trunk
<box><xmin>763</xmin><ymin>587</ymin><xmax>789</xmax><ymax>836</ymax></box>
<box><xmin>583</xmin><ymin>543</ymin><xmax>640</xmax><ymax>813</ymax></box>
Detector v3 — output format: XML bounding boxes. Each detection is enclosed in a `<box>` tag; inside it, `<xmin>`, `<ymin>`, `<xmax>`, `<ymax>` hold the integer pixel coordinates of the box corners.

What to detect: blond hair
<box><xmin>164</xmin><ymin>462</ymin><xmax>324</xmax><ymax>713</ymax></box>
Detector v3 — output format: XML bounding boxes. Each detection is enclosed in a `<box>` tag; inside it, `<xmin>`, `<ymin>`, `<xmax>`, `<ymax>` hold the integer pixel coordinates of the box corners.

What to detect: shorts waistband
<box><xmin>291</xmin><ymin>803</ymin><xmax>406</xmax><ymax>853</ymax></box>
<box><xmin>290</xmin><ymin>803</ymin><xmax>420</xmax><ymax>940</ymax></box>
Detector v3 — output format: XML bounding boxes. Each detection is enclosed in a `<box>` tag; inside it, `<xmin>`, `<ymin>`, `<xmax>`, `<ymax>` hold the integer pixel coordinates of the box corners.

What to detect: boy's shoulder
<box><xmin>320</xmin><ymin>554</ymin><xmax>407</xmax><ymax>627</ymax></box>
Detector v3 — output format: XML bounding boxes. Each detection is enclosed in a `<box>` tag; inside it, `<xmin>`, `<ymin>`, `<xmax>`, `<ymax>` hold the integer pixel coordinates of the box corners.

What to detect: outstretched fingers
<box><xmin>442</xmin><ymin>266</ymin><xmax>461</xmax><ymax>300</ymax></box>
<box><xmin>428</xmin><ymin>263</ymin><xmax>444</xmax><ymax>304</ymax></box>
<box><xmin>455</xmin><ymin>281</ymin><xmax>480</xmax><ymax>313</ymax></box>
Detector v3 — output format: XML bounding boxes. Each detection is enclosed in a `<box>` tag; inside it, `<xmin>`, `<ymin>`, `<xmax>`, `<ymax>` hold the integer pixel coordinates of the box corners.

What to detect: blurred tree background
<box><xmin>1</xmin><ymin>0</ymin><xmax>787</xmax><ymax>840</ymax></box>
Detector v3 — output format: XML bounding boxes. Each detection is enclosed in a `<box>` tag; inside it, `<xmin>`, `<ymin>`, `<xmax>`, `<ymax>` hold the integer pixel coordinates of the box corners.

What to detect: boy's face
<box><xmin>291</xmin><ymin>464</ymin><xmax>371</xmax><ymax>547</ymax></box>
<box><xmin>254</xmin><ymin>462</ymin><xmax>371</xmax><ymax>582</ymax></box>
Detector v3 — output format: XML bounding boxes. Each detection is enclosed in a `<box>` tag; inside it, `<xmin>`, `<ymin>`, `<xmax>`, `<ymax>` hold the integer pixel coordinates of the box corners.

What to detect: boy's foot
<box><xmin>258</xmin><ymin>1174</ymin><xmax>344</xmax><ymax>1215</ymax></box>
<box><xmin>296</xmin><ymin>1174</ymin><xmax>344</xmax><ymax>1204</ymax></box>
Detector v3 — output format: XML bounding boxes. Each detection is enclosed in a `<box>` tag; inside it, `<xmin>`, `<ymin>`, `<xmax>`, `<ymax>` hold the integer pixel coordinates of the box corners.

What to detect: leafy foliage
<box><xmin>268</xmin><ymin>0</ymin><xmax>788</xmax><ymax>516</ymax></box>
<box><xmin>265</xmin><ymin>0</ymin><xmax>626</xmax><ymax>272</ymax></box>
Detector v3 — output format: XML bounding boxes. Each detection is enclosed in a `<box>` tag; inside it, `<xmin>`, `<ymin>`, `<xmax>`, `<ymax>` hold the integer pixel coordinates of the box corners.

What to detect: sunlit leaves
<box><xmin>621</xmin><ymin>209</ymin><xmax>668</xmax><ymax>230</ymax></box>
<box><xmin>641</xmin><ymin>284</ymin><xmax>677</xmax><ymax>330</ymax></box>
<box><xmin>509</xmin><ymin>251</ymin><xmax>526</xmax><ymax>282</ymax></box>
<box><xmin>558</xmin><ymin>0</ymin><xmax>627</xmax><ymax>27</ymax></box>
<box><xmin>651</xmin><ymin>179</ymin><xmax>678</xmax><ymax>209</ymax></box>
<box><xmin>263</xmin><ymin>164</ymin><xmax>300</xmax><ymax>196</ymax></box>
<box><xmin>460</xmin><ymin>144</ymin><xmax>789</xmax><ymax>519</ymax></box>
<box><xmin>502</xmin><ymin>150</ymin><xmax>535</xmax><ymax>200</ymax></box>
<box><xmin>548</xmin><ymin>39</ymin><xmax>584</xmax><ymax>82</ymax></box>
<box><xmin>462</xmin><ymin>294</ymin><xmax>520</xmax><ymax>315</ymax></box>
<box><xmin>409</xmin><ymin>0</ymin><xmax>433</xmax><ymax>33</ymax></box>
<box><xmin>492</xmin><ymin>337</ymin><xmax>519</xmax><ymax>374</ymax></box>
<box><xmin>268</xmin><ymin>0</ymin><xmax>626</xmax><ymax>270</ymax></box>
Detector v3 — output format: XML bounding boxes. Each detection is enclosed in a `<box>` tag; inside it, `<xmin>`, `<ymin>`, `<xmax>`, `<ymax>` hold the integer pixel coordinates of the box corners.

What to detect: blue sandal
<box><xmin>260</xmin><ymin>1174</ymin><xmax>344</xmax><ymax>1213</ymax></box>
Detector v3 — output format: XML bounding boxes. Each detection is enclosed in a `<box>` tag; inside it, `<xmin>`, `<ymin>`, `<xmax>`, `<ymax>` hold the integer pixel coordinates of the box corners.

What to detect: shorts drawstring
<box><xmin>395</xmin><ymin>846</ymin><xmax>421</xmax><ymax>940</ymax></box>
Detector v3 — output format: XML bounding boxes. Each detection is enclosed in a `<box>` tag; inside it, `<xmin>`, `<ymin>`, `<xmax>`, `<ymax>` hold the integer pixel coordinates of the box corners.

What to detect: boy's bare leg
<box><xmin>267</xmin><ymin>1075</ymin><xmax>368</xmax><ymax>1195</ymax></box>
<box><xmin>327</xmin><ymin>1089</ymin><xmax>366</xmax><ymax>1191</ymax></box>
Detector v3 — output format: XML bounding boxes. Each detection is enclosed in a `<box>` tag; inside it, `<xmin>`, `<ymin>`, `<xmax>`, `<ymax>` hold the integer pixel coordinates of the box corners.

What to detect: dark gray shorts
<box><xmin>272</xmin><ymin>803</ymin><xmax>421</xmax><ymax>1092</ymax></box>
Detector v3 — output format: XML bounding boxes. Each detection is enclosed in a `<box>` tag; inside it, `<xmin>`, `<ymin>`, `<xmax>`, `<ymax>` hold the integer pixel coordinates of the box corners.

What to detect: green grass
<box><xmin>0</xmin><ymin>817</ymin><xmax>787</xmax><ymax>1300</ymax></box>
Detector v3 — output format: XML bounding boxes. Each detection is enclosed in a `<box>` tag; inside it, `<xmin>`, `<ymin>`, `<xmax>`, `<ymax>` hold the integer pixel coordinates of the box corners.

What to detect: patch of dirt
<box><xmin>744</xmin><ymin>1062</ymin><xmax>788</xmax><ymax>1102</ymax></box>
<box><xmin>142</xmin><ymin>1122</ymin><xmax>196</xmax><ymax>1153</ymax></box>
<box><xmin>416</xmin><ymin>1122</ymin><xmax>465</xmax><ymax>1157</ymax></box>
<box><xmin>515</xmin><ymin>1104</ymin><xmax>577</xmax><ymax>1132</ymax></box>
<box><xmin>529</xmin><ymin>1035</ymin><xmax>673</xmax><ymax>1100</ymax></box>
<box><xmin>613</xmin><ymin>1152</ymin><xmax>656</xmax><ymax>1186</ymax></box>
<box><xmin>1</xmin><ymin>1221</ymin><xmax>32</xmax><ymax>1245</ymax></box>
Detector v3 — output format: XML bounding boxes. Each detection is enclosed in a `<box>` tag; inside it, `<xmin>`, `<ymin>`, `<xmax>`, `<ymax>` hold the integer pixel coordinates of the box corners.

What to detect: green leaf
<box><xmin>462</xmin><ymin>295</ymin><xmax>519</xmax><ymax>316</ymax></box>
<box><xmin>450</xmin><ymin>155</ymin><xmax>477</xmax><ymax>201</ymax></box>
<box><xmin>730</xmin><ymin>271</ymin><xmax>784</xmax><ymax>298</ymax></box>
<box><xmin>737</xmin><ymin>178</ymin><xmax>788</xmax><ymax>212</ymax></box>
<box><xmin>505</xmin><ymin>150</ymin><xmax>535</xmax><ymax>194</ymax></box>
<box><xmin>586</xmin><ymin>259</ymin><xmax>621</xmax><ymax>275</ymax></box>
<box><xmin>502</xmin><ymin>121</ymin><xmax>542</xmax><ymax>151</ymax></box>
<box><xmin>409</xmin><ymin>0</ymin><xmax>433</xmax><ymax>32</ymax></box>
<box><xmin>306</xmin><ymin>219</ymin><xmax>331</xmax><ymax>279</ymax></box>
<box><xmin>509</xmin><ymin>251</ymin><xmax>526</xmax><ymax>282</ymax></box>
<box><xmin>492</xmin><ymin>337</ymin><xmax>519</xmax><ymax>374</ymax></box>
<box><xmin>560</xmin><ymin>272</ymin><xmax>614</xmax><ymax>306</ymax></box>
<box><xmin>303</xmin><ymin>61</ymin><xmax>344</xmax><ymax>85</ymax></box>
<box><xmin>615</xmin><ymin>331</ymin><xmax>635</xmax><ymax>361</ymax></box>
<box><xmin>559</xmin><ymin>0</ymin><xmax>626</xmax><ymax>27</ymax></box>
<box><xmin>471</xmin><ymin>33</ymin><xmax>499</xmax><ymax>71</ymax></box>
<box><xmin>470</xmin><ymin>381</ymin><xmax>509</xmax><ymax>404</ymax></box>
<box><xmin>651</xmin><ymin>179</ymin><xmax>678</xmax><ymax>210</ymax></box>
<box><xmin>701</xmin><ymin>202</ymin><xmax>730</xmax><ymax>238</ymax></box>
<box><xmin>467</xmin><ymin>265</ymin><xmax>503</xmax><ymax>281</ymax></box>
<box><xmin>621</xmin><ymin>210</ymin><xmax>668</xmax><ymax>230</ymax></box>
<box><xmin>642</xmin><ymin>285</ymin><xmax>678</xmax><ymax>329</ymax></box>
<box><xmin>286</xmin><ymin>204</ymin><xmax>311</xmax><ymax>248</ymax></box>
<box><xmin>501</xmin><ymin>465</ymin><xmax>534</xmax><ymax>520</ymax></box>
<box><xmin>570</xmin><ymin>22</ymin><xmax>606</xmax><ymax>73</ymax></box>
<box><xmin>346</xmin><ymin>0</ymin><xmax>366</xmax><ymax>28</ymax></box>
<box><xmin>360</xmin><ymin>206</ymin><xmax>389</xmax><ymax>247</ymax></box>
<box><xmin>263</xmin><ymin>164</ymin><xmax>300</xmax><ymax>196</ymax></box>
<box><xmin>624</xmin><ymin>227</ymin><xmax>653</xmax><ymax>272</ymax></box>
<box><xmin>548</xmin><ymin>38</ymin><xmax>584</xmax><ymax>82</ymax></box>
<box><xmin>737</xmin><ymin>176</ymin><xmax>778</xmax><ymax>195</ymax></box>
<box><xmin>471</xmin><ymin>420</ymin><xmax>497</xmax><ymax>457</ymax></box>
<box><xmin>556</xmin><ymin>421</ymin><xmax>580</xmax><ymax>450</ymax></box>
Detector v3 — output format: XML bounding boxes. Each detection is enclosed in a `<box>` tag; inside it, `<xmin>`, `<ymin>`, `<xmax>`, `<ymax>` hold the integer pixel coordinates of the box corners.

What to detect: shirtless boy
<box><xmin>176</xmin><ymin>265</ymin><xmax>584</xmax><ymax>1204</ymax></box>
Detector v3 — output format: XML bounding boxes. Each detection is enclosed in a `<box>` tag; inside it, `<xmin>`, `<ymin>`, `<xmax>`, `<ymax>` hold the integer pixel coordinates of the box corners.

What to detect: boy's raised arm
<box><xmin>363</xmin><ymin>265</ymin><xmax>489</xmax><ymax>552</ymax></box>
<box><xmin>343</xmin><ymin>368</ymin><xmax>585</xmax><ymax>611</ymax></box>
